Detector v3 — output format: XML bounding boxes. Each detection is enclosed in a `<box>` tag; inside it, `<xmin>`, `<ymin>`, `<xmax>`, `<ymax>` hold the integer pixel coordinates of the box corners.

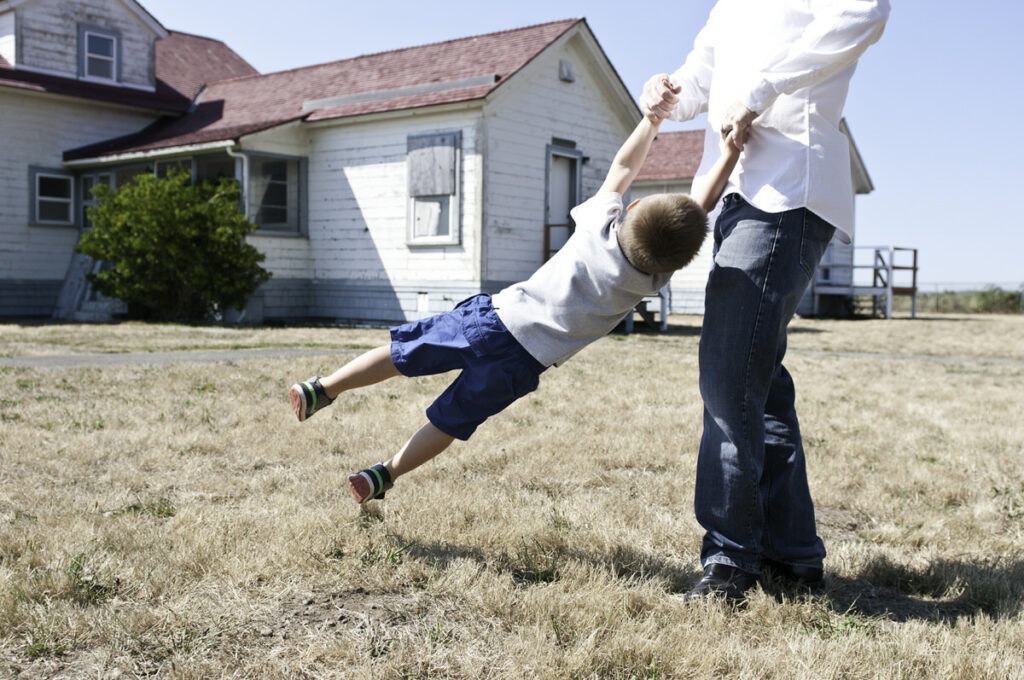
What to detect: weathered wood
<box><xmin>52</xmin><ymin>251</ymin><xmax>93</xmax><ymax>319</ymax></box>
<box><xmin>15</xmin><ymin>0</ymin><xmax>158</xmax><ymax>87</ymax></box>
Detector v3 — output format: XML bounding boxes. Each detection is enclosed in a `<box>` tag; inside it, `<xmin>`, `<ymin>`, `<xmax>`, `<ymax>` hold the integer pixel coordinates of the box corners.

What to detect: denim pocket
<box><xmin>798</xmin><ymin>211</ymin><xmax>836</xmax><ymax>279</ymax></box>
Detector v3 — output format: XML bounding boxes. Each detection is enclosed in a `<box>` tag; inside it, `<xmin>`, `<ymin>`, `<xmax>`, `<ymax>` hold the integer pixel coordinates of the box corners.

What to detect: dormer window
<box><xmin>78</xmin><ymin>25</ymin><xmax>120</xmax><ymax>83</ymax></box>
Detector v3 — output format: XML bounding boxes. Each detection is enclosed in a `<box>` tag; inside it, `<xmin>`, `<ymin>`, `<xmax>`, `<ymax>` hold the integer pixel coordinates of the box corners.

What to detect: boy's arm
<box><xmin>689</xmin><ymin>131</ymin><xmax>741</xmax><ymax>213</ymax></box>
<box><xmin>598</xmin><ymin>116</ymin><xmax>663</xmax><ymax>196</ymax></box>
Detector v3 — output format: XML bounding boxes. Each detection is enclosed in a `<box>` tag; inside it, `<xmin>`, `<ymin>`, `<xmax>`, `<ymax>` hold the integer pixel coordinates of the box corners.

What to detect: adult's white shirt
<box><xmin>669</xmin><ymin>0</ymin><xmax>890</xmax><ymax>243</ymax></box>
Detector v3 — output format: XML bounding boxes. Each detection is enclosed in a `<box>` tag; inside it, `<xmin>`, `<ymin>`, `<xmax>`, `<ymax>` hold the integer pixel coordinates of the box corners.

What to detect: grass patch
<box><xmin>1</xmin><ymin>315</ymin><xmax>1023</xmax><ymax>678</ymax></box>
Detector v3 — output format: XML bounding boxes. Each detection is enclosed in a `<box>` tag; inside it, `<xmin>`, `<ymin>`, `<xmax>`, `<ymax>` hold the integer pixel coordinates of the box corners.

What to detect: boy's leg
<box><xmin>320</xmin><ymin>345</ymin><xmax>400</xmax><ymax>398</ymax></box>
<box><xmin>349</xmin><ymin>422</ymin><xmax>454</xmax><ymax>503</ymax></box>
<box><xmin>387</xmin><ymin>422</ymin><xmax>456</xmax><ymax>479</ymax></box>
<box><xmin>289</xmin><ymin>344</ymin><xmax>399</xmax><ymax>421</ymax></box>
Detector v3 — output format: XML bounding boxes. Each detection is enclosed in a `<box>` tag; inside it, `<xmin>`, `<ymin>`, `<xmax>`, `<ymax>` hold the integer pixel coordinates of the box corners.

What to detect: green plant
<box><xmin>76</xmin><ymin>169</ymin><xmax>271</xmax><ymax>322</ymax></box>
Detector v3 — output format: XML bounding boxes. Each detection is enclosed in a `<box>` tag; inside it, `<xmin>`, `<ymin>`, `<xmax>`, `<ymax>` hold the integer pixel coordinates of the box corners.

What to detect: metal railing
<box><xmin>815</xmin><ymin>246</ymin><xmax>919</xmax><ymax>318</ymax></box>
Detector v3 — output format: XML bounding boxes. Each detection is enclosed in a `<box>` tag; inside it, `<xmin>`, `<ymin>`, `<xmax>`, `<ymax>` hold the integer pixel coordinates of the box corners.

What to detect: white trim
<box><xmin>841</xmin><ymin>118</ymin><xmax>874</xmax><ymax>195</ymax></box>
<box><xmin>66</xmin><ymin>120</ymin><xmax>309</xmax><ymax>168</ymax></box>
<box><xmin>63</xmin><ymin>140</ymin><xmax>237</xmax><ymax>167</ymax></box>
<box><xmin>82</xmin><ymin>29</ymin><xmax>117</xmax><ymax>83</ymax></box>
<box><xmin>34</xmin><ymin>171</ymin><xmax>74</xmax><ymax>225</ymax></box>
<box><xmin>406</xmin><ymin>130</ymin><xmax>462</xmax><ymax>247</ymax></box>
<box><xmin>302</xmin><ymin>74</ymin><xmax>499</xmax><ymax>111</ymax></box>
<box><xmin>304</xmin><ymin>99</ymin><xmax>484</xmax><ymax>128</ymax></box>
<box><xmin>237</xmin><ymin>118</ymin><xmax>305</xmax><ymax>143</ymax></box>
<box><xmin>113</xmin><ymin>0</ymin><xmax>168</xmax><ymax>38</ymax></box>
<box><xmin>0</xmin><ymin>0</ymin><xmax>167</xmax><ymax>38</ymax></box>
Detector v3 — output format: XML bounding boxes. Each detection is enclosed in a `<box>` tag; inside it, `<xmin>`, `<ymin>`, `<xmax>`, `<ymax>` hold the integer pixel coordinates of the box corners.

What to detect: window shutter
<box><xmin>407</xmin><ymin>132</ymin><xmax>459</xmax><ymax>197</ymax></box>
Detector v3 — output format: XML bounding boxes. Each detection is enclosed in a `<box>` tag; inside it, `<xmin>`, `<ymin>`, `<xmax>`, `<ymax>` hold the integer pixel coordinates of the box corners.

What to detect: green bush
<box><xmin>971</xmin><ymin>286</ymin><xmax>1023</xmax><ymax>313</ymax></box>
<box><xmin>77</xmin><ymin>169</ymin><xmax>271</xmax><ymax>322</ymax></box>
<box><xmin>914</xmin><ymin>286</ymin><xmax>1023</xmax><ymax>314</ymax></box>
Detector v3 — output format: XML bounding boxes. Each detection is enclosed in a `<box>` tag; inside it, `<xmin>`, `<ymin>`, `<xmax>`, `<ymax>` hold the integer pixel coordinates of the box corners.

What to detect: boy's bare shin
<box><xmin>385</xmin><ymin>423</ymin><xmax>455</xmax><ymax>479</ymax></box>
<box><xmin>320</xmin><ymin>344</ymin><xmax>400</xmax><ymax>399</ymax></box>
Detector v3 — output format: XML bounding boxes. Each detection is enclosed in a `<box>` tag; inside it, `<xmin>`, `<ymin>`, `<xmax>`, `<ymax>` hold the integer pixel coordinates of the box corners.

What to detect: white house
<box><xmin>1</xmin><ymin>0</ymin><xmax>643</xmax><ymax>324</ymax></box>
<box><xmin>0</xmin><ymin>0</ymin><xmax>259</xmax><ymax>318</ymax></box>
<box><xmin>632</xmin><ymin>126</ymin><xmax>876</xmax><ymax>318</ymax></box>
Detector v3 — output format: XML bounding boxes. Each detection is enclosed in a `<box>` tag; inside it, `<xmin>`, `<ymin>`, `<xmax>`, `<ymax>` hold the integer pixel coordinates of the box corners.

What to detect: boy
<box><xmin>290</xmin><ymin>101</ymin><xmax>741</xmax><ymax>504</ymax></box>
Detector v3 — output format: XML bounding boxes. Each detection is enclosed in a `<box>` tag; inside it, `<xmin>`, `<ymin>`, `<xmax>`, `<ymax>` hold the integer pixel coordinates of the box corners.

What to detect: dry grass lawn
<box><xmin>1</xmin><ymin>314</ymin><xmax>1022</xmax><ymax>679</ymax></box>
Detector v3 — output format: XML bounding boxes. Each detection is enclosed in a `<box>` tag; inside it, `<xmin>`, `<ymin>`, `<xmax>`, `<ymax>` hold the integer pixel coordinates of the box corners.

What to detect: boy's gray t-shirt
<box><xmin>491</xmin><ymin>192</ymin><xmax>671</xmax><ymax>367</ymax></box>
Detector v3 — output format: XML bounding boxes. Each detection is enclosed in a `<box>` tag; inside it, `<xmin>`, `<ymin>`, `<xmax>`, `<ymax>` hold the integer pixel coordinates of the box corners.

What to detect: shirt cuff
<box><xmin>738</xmin><ymin>75</ymin><xmax>777</xmax><ymax>115</ymax></box>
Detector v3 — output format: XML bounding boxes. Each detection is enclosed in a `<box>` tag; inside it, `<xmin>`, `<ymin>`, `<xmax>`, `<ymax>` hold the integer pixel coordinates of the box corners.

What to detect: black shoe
<box><xmin>761</xmin><ymin>558</ymin><xmax>824</xmax><ymax>591</ymax></box>
<box><xmin>289</xmin><ymin>377</ymin><xmax>334</xmax><ymax>422</ymax></box>
<box><xmin>684</xmin><ymin>563</ymin><xmax>758</xmax><ymax>603</ymax></box>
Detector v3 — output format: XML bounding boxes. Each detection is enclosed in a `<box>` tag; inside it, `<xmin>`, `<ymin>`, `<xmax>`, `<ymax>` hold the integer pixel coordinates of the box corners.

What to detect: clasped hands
<box><xmin>639</xmin><ymin>74</ymin><xmax>757</xmax><ymax>151</ymax></box>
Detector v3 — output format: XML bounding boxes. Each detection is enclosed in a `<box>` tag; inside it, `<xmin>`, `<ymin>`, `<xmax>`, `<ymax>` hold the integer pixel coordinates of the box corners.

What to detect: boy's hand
<box><xmin>720</xmin><ymin>128</ymin><xmax>742</xmax><ymax>159</ymax></box>
<box><xmin>719</xmin><ymin>99</ymin><xmax>758</xmax><ymax>151</ymax></box>
<box><xmin>640</xmin><ymin>74</ymin><xmax>681</xmax><ymax>122</ymax></box>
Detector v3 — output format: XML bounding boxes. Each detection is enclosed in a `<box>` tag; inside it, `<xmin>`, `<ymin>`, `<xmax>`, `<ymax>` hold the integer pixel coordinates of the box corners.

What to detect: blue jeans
<box><xmin>695</xmin><ymin>194</ymin><xmax>834</xmax><ymax>574</ymax></box>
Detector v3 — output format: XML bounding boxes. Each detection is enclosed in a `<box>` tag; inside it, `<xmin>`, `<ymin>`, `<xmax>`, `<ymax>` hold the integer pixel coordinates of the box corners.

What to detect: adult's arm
<box><xmin>735</xmin><ymin>0</ymin><xmax>891</xmax><ymax>114</ymax></box>
<box><xmin>639</xmin><ymin>2</ymin><xmax>726</xmax><ymax>122</ymax></box>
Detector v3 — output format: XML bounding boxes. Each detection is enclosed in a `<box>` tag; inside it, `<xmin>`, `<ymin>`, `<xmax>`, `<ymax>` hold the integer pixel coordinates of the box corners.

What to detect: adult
<box><xmin>641</xmin><ymin>0</ymin><xmax>890</xmax><ymax>601</ymax></box>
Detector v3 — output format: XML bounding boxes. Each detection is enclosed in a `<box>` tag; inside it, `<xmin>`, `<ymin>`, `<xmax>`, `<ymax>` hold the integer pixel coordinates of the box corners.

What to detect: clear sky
<box><xmin>141</xmin><ymin>0</ymin><xmax>1023</xmax><ymax>289</ymax></box>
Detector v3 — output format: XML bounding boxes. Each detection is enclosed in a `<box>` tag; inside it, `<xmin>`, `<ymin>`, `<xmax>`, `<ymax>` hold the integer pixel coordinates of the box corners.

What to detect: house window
<box><xmin>155</xmin><ymin>159</ymin><xmax>191</xmax><ymax>179</ymax></box>
<box><xmin>78</xmin><ymin>25</ymin><xmax>120</xmax><ymax>82</ymax></box>
<box><xmin>249</xmin><ymin>155</ymin><xmax>301</xmax><ymax>233</ymax></box>
<box><xmin>407</xmin><ymin>131</ymin><xmax>461</xmax><ymax>245</ymax></box>
<box><xmin>81</xmin><ymin>172</ymin><xmax>112</xmax><ymax>228</ymax></box>
<box><xmin>196</xmin><ymin>156</ymin><xmax>236</xmax><ymax>184</ymax></box>
<box><xmin>30</xmin><ymin>167</ymin><xmax>75</xmax><ymax>226</ymax></box>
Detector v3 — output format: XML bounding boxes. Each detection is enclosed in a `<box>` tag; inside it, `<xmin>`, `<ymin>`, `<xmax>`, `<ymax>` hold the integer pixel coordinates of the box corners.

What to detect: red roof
<box><xmin>155</xmin><ymin>31</ymin><xmax>258</xmax><ymax>100</ymax></box>
<box><xmin>0</xmin><ymin>54</ymin><xmax>10</xmax><ymax>68</ymax></box>
<box><xmin>635</xmin><ymin>130</ymin><xmax>705</xmax><ymax>182</ymax></box>
<box><xmin>65</xmin><ymin>19</ymin><xmax>582</xmax><ymax>161</ymax></box>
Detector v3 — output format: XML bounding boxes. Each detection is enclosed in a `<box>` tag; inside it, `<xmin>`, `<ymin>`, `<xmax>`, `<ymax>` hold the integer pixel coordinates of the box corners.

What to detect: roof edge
<box><xmin>64</xmin><ymin>139</ymin><xmax>236</xmax><ymax>167</ymax></box>
<box><xmin>209</xmin><ymin>18</ymin><xmax>582</xmax><ymax>89</ymax></box>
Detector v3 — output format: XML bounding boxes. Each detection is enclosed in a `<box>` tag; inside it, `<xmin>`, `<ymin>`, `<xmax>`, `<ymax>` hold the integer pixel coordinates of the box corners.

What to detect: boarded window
<box><xmin>407</xmin><ymin>131</ymin><xmax>460</xmax><ymax>245</ymax></box>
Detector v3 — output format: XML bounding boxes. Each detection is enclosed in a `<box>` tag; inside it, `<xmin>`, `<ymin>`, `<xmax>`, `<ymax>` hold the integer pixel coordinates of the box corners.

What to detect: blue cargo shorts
<box><xmin>390</xmin><ymin>293</ymin><xmax>546</xmax><ymax>440</ymax></box>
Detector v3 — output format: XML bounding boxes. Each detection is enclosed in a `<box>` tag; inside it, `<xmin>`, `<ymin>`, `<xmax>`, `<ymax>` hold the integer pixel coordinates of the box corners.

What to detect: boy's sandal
<box><xmin>289</xmin><ymin>376</ymin><xmax>334</xmax><ymax>422</ymax></box>
<box><xmin>349</xmin><ymin>463</ymin><xmax>393</xmax><ymax>503</ymax></box>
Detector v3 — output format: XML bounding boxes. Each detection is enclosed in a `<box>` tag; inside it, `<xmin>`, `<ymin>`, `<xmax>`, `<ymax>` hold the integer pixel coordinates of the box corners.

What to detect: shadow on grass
<box><xmin>611</xmin><ymin>321</ymin><xmax>827</xmax><ymax>338</ymax></box>
<box><xmin>765</xmin><ymin>553</ymin><xmax>1024</xmax><ymax>623</ymax></box>
<box><xmin>395</xmin><ymin>534</ymin><xmax>697</xmax><ymax>590</ymax></box>
<box><xmin>396</xmin><ymin>532</ymin><xmax>1022</xmax><ymax>624</ymax></box>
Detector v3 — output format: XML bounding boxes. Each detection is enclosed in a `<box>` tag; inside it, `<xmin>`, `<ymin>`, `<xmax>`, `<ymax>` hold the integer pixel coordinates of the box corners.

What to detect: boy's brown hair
<box><xmin>617</xmin><ymin>193</ymin><xmax>708</xmax><ymax>275</ymax></box>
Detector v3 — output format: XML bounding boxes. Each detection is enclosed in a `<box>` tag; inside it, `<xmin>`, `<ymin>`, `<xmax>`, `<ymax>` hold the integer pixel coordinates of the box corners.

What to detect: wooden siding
<box><xmin>0</xmin><ymin>279</ymin><xmax>62</xmax><ymax>317</ymax></box>
<box><xmin>481</xmin><ymin>33</ymin><xmax>636</xmax><ymax>285</ymax></box>
<box><xmin>16</xmin><ymin>0</ymin><xmax>156</xmax><ymax>88</ymax></box>
<box><xmin>297</xmin><ymin>111</ymin><xmax>483</xmax><ymax>320</ymax></box>
<box><xmin>0</xmin><ymin>89</ymin><xmax>158</xmax><ymax>283</ymax></box>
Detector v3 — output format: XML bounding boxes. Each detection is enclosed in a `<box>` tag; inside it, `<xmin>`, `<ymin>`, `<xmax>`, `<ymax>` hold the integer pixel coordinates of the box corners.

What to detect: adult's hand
<box><xmin>640</xmin><ymin>74</ymin><xmax>681</xmax><ymax>122</ymax></box>
<box><xmin>719</xmin><ymin>100</ymin><xmax>758</xmax><ymax>151</ymax></box>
